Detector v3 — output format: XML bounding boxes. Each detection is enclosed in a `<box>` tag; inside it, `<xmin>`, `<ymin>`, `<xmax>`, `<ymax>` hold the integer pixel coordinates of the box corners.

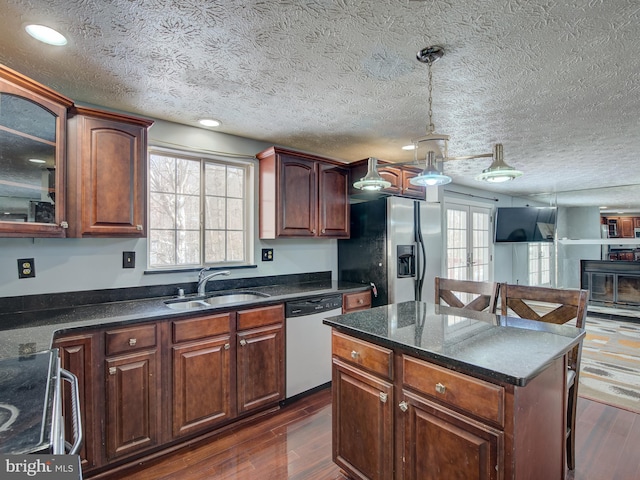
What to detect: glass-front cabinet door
<box><xmin>0</xmin><ymin>65</ymin><xmax>73</xmax><ymax>237</ymax></box>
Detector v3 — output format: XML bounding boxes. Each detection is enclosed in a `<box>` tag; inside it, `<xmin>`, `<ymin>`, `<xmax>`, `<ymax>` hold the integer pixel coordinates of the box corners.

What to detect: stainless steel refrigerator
<box><xmin>338</xmin><ymin>195</ymin><xmax>442</xmax><ymax>308</ymax></box>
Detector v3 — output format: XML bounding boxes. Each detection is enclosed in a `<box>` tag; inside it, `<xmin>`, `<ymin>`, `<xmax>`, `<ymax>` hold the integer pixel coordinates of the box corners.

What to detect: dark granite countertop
<box><xmin>323</xmin><ymin>301</ymin><xmax>585</xmax><ymax>386</ymax></box>
<box><xmin>0</xmin><ymin>278</ymin><xmax>368</xmax><ymax>360</ymax></box>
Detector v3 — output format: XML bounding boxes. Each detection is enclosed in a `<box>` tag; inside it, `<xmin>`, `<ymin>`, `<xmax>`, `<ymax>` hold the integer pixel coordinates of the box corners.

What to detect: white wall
<box><xmin>556</xmin><ymin>206</ymin><xmax>602</xmax><ymax>288</ymax></box>
<box><xmin>0</xmin><ymin>119</ymin><xmax>338</xmax><ymax>298</ymax></box>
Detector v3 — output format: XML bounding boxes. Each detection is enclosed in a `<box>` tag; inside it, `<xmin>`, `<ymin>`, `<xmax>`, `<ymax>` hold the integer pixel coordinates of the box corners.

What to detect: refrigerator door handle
<box><xmin>414</xmin><ymin>201</ymin><xmax>427</xmax><ymax>301</ymax></box>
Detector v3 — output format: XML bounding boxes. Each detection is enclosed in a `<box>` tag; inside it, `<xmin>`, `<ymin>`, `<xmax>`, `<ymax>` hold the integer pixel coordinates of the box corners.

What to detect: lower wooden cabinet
<box><xmin>53</xmin><ymin>303</ymin><xmax>286</xmax><ymax>476</ymax></box>
<box><xmin>105</xmin><ymin>350</ymin><xmax>161</xmax><ymax>460</ymax></box>
<box><xmin>332</xmin><ymin>359</ymin><xmax>393</xmax><ymax>480</ymax></box>
<box><xmin>401</xmin><ymin>390</ymin><xmax>502</xmax><ymax>480</ymax></box>
<box><xmin>331</xmin><ymin>329</ymin><xmax>566</xmax><ymax>480</ymax></box>
<box><xmin>53</xmin><ymin>334</ymin><xmax>96</xmax><ymax>470</ymax></box>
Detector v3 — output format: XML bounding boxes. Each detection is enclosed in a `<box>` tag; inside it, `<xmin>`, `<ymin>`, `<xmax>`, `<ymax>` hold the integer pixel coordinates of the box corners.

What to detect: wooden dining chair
<box><xmin>500</xmin><ymin>283</ymin><xmax>588</xmax><ymax>471</ymax></box>
<box><xmin>435</xmin><ymin>277</ymin><xmax>499</xmax><ymax>313</ymax></box>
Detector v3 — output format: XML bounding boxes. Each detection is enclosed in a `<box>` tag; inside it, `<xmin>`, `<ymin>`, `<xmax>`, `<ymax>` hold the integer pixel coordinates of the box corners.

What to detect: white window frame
<box><xmin>147</xmin><ymin>147</ymin><xmax>255</xmax><ymax>270</ymax></box>
<box><xmin>528</xmin><ymin>242</ymin><xmax>553</xmax><ymax>286</ymax></box>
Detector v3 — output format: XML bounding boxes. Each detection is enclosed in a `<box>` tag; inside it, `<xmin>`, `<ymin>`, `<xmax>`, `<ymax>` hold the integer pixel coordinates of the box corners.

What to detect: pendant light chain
<box><xmin>427</xmin><ymin>59</ymin><xmax>435</xmax><ymax>135</ymax></box>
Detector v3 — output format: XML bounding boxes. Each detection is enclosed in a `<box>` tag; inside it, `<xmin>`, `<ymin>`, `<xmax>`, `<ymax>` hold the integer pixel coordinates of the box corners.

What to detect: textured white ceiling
<box><xmin>1</xmin><ymin>0</ymin><xmax>639</xmax><ymax>211</ymax></box>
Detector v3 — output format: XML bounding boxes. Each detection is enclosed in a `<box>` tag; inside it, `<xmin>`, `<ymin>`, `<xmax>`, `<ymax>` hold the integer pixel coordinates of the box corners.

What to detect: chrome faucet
<box><xmin>197</xmin><ymin>269</ymin><xmax>231</xmax><ymax>296</ymax></box>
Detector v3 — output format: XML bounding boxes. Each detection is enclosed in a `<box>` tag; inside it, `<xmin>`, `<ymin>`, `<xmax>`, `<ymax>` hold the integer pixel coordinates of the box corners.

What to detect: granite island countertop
<box><xmin>0</xmin><ymin>279</ymin><xmax>368</xmax><ymax>360</ymax></box>
<box><xmin>323</xmin><ymin>301</ymin><xmax>585</xmax><ymax>386</ymax></box>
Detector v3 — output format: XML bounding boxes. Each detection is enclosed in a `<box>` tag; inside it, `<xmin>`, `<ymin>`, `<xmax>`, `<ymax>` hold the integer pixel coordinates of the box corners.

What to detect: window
<box><xmin>529</xmin><ymin>243</ymin><xmax>552</xmax><ymax>286</ymax></box>
<box><xmin>148</xmin><ymin>149</ymin><xmax>254</xmax><ymax>269</ymax></box>
<box><xmin>445</xmin><ymin>202</ymin><xmax>492</xmax><ymax>282</ymax></box>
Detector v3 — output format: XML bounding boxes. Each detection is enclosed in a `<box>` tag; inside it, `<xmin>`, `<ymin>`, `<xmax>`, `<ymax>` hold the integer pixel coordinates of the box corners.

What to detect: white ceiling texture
<box><xmin>1</xmin><ymin>0</ymin><xmax>639</xmax><ymax>212</ymax></box>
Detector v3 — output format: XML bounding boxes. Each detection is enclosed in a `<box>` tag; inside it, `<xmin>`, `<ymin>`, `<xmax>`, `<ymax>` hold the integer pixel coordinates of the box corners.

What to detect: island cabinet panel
<box><xmin>332</xmin><ymin>358</ymin><xmax>394</xmax><ymax>480</ymax></box>
<box><xmin>171</xmin><ymin>336</ymin><xmax>232</xmax><ymax>438</ymax></box>
<box><xmin>401</xmin><ymin>390</ymin><xmax>502</xmax><ymax>480</ymax></box>
<box><xmin>66</xmin><ymin>106</ymin><xmax>152</xmax><ymax>237</ymax></box>
<box><xmin>105</xmin><ymin>349</ymin><xmax>161</xmax><ymax>460</ymax></box>
<box><xmin>53</xmin><ymin>333</ymin><xmax>96</xmax><ymax>470</ymax></box>
<box><xmin>257</xmin><ymin>146</ymin><xmax>350</xmax><ymax>239</ymax></box>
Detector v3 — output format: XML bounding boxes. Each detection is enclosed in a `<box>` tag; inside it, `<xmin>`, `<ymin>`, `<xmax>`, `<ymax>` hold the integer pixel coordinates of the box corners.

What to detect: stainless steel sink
<box><xmin>165</xmin><ymin>291</ymin><xmax>270</xmax><ymax>310</ymax></box>
<box><xmin>203</xmin><ymin>292</ymin><xmax>270</xmax><ymax>306</ymax></box>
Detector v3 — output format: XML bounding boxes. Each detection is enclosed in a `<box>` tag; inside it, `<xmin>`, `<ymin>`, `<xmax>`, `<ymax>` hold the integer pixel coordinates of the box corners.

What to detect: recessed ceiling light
<box><xmin>402</xmin><ymin>144</ymin><xmax>416</xmax><ymax>150</ymax></box>
<box><xmin>25</xmin><ymin>24</ymin><xmax>67</xmax><ymax>46</ymax></box>
<box><xmin>198</xmin><ymin>119</ymin><xmax>221</xmax><ymax>127</ymax></box>
<box><xmin>28</xmin><ymin>158</ymin><xmax>46</xmax><ymax>164</ymax></box>
<box><xmin>599</xmin><ymin>206</ymin><xmax>607</xmax><ymax>209</ymax></box>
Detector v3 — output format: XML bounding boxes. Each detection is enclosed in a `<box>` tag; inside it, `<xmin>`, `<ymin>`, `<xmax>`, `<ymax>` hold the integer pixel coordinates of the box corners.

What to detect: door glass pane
<box><xmin>0</xmin><ymin>93</ymin><xmax>57</xmax><ymax>223</ymax></box>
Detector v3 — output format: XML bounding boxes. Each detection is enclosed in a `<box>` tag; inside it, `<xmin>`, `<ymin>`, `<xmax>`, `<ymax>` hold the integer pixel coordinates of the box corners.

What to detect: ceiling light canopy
<box><xmin>475</xmin><ymin>144</ymin><xmax>523</xmax><ymax>183</ymax></box>
<box><xmin>25</xmin><ymin>25</ymin><xmax>67</xmax><ymax>46</ymax></box>
<box><xmin>353</xmin><ymin>157</ymin><xmax>392</xmax><ymax>191</ymax></box>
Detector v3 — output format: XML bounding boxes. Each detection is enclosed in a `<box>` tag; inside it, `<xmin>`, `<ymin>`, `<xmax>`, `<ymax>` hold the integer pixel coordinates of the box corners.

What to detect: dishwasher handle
<box><xmin>60</xmin><ymin>368</ymin><xmax>83</xmax><ymax>455</ymax></box>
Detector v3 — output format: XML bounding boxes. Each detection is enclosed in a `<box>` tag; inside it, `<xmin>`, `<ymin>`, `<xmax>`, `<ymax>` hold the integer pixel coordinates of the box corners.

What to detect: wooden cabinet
<box><xmin>236</xmin><ymin>304</ymin><xmax>285</xmax><ymax>413</ymax></box>
<box><xmin>66</xmin><ymin>106</ymin><xmax>153</xmax><ymax>237</ymax></box>
<box><xmin>349</xmin><ymin>159</ymin><xmax>426</xmax><ymax>200</ymax></box>
<box><xmin>332</xmin><ymin>359</ymin><xmax>393</xmax><ymax>480</ymax></box>
<box><xmin>170</xmin><ymin>313</ymin><xmax>233</xmax><ymax>438</ymax></box>
<box><xmin>53</xmin><ymin>333</ymin><xmax>96</xmax><ymax>469</ymax></box>
<box><xmin>342</xmin><ymin>290</ymin><xmax>372</xmax><ymax>313</ymax></box>
<box><xmin>619</xmin><ymin>217</ymin><xmax>635</xmax><ymax>238</ymax></box>
<box><xmin>401</xmin><ymin>391</ymin><xmax>501</xmax><ymax>480</ymax></box>
<box><xmin>331</xmin><ymin>329</ymin><xmax>567</xmax><ymax>480</ymax></box>
<box><xmin>602</xmin><ymin>216</ymin><xmax>640</xmax><ymax>238</ymax></box>
<box><xmin>103</xmin><ymin>324</ymin><xmax>161</xmax><ymax>460</ymax></box>
<box><xmin>257</xmin><ymin>146</ymin><xmax>350</xmax><ymax>239</ymax></box>
<box><xmin>0</xmin><ymin>63</ymin><xmax>73</xmax><ymax>237</ymax></box>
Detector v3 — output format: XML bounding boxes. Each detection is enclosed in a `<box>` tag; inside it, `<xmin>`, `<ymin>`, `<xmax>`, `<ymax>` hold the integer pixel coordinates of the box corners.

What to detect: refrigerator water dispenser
<box><xmin>397</xmin><ymin>245</ymin><xmax>415</xmax><ymax>278</ymax></box>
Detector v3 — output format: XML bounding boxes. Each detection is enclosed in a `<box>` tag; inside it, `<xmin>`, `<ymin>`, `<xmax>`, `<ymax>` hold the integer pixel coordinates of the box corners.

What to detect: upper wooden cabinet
<box><xmin>257</xmin><ymin>146</ymin><xmax>350</xmax><ymax>239</ymax></box>
<box><xmin>0</xmin><ymin>64</ymin><xmax>73</xmax><ymax>237</ymax></box>
<box><xmin>66</xmin><ymin>106</ymin><xmax>153</xmax><ymax>237</ymax></box>
<box><xmin>602</xmin><ymin>216</ymin><xmax>640</xmax><ymax>238</ymax></box>
<box><xmin>349</xmin><ymin>158</ymin><xmax>426</xmax><ymax>200</ymax></box>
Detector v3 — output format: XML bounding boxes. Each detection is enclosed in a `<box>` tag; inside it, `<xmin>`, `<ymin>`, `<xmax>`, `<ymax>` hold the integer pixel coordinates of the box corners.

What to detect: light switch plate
<box><xmin>123</xmin><ymin>251</ymin><xmax>136</xmax><ymax>268</ymax></box>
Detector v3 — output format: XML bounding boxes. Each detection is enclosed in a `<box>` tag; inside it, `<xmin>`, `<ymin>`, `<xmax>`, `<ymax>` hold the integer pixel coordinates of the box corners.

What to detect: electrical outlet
<box><xmin>17</xmin><ymin>258</ymin><xmax>35</xmax><ymax>278</ymax></box>
<box><xmin>262</xmin><ymin>248</ymin><xmax>274</xmax><ymax>261</ymax></box>
<box><xmin>123</xmin><ymin>251</ymin><xmax>136</xmax><ymax>268</ymax></box>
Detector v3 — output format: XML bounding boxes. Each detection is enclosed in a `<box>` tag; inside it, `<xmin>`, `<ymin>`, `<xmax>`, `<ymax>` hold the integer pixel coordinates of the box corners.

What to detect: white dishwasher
<box><xmin>285</xmin><ymin>294</ymin><xmax>343</xmax><ymax>399</ymax></box>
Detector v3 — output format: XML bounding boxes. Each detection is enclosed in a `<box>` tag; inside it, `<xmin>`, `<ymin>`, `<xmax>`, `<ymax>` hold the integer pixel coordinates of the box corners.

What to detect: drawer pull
<box><xmin>224</xmin><ymin>343</ymin><xmax>230</xmax><ymax>350</ymax></box>
<box><xmin>399</xmin><ymin>401</ymin><xmax>408</xmax><ymax>412</ymax></box>
<box><xmin>350</xmin><ymin>350</ymin><xmax>359</xmax><ymax>360</ymax></box>
<box><xmin>435</xmin><ymin>383</ymin><xmax>446</xmax><ymax>394</ymax></box>
<box><xmin>136</xmin><ymin>224</ymin><xmax>143</xmax><ymax>230</ymax></box>
<box><xmin>109</xmin><ymin>367</ymin><xmax>116</xmax><ymax>375</ymax></box>
<box><xmin>358</xmin><ymin>299</ymin><xmax>363</xmax><ymax>304</ymax></box>
<box><xmin>129</xmin><ymin>338</ymin><xmax>137</xmax><ymax>346</ymax></box>
<box><xmin>240</xmin><ymin>339</ymin><xmax>247</xmax><ymax>347</ymax></box>
<box><xmin>379</xmin><ymin>392</ymin><xmax>388</xmax><ymax>403</ymax></box>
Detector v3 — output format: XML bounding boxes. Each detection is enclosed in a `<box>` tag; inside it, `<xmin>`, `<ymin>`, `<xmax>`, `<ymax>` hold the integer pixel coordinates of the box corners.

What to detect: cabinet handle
<box><xmin>60</xmin><ymin>221</ymin><xmax>69</xmax><ymax>228</ymax></box>
<box><xmin>136</xmin><ymin>224</ymin><xmax>143</xmax><ymax>230</ymax></box>
<box><xmin>350</xmin><ymin>350</ymin><xmax>359</xmax><ymax>360</ymax></box>
<box><xmin>312</xmin><ymin>229</ymin><xmax>316</xmax><ymax>234</ymax></box>
<box><xmin>129</xmin><ymin>338</ymin><xmax>137</xmax><ymax>346</ymax></box>
<box><xmin>321</xmin><ymin>229</ymin><xmax>326</xmax><ymax>234</ymax></box>
<box><xmin>109</xmin><ymin>367</ymin><xmax>116</xmax><ymax>375</ymax></box>
<box><xmin>399</xmin><ymin>401</ymin><xmax>408</xmax><ymax>412</ymax></box>
<box><xmin>435</xmin><ymin>383</ymin><xmax>446</xmax><ymax>394</ymax></box>
<box><xmin>240</xmin><ymin>339</ymin><xmax>247</xmax><ymax>346</ymax></box>
<box><xmin>379</xmin><ymin>392</ymin><xmax>388</xmax><ymax>403</ymax></box>
<box><xmin>357</xmin><ymin>298</ymin><xmax>363</xmax><ymax>304</ymax></box>
<box><xmin>224</xmin><ymin>343</ymin><xmax>230</xmax><ymax>350</ymax></box>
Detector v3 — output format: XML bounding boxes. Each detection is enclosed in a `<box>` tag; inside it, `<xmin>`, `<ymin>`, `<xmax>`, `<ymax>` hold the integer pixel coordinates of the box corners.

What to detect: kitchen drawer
<box><xmin>402</xmin><ymin>355</ymin><xmax>504</xmax><ymax>427</ymax></box>
<box><xmin>172</xmin><ymin>312</ymin><xmax>231</xmax><ymax>343</ymax></box>
<box><xmin>332</xmin><ymin>330</ymin><xmax>393</xmax><ymax>380</ymax></box>
<box><xmin>342</xmin><ymin>291</ymin><xmax>371</xmax><ymax>313</ymax></box>
<box><xmin>105</xmin><ymin>323</ymin><xmax>157</xmax><ymax>356</ymax></box>
<box><xmin>237</xmin><ymin>304</ymin><xmax>284</xmax><ymax>331</ymax></box>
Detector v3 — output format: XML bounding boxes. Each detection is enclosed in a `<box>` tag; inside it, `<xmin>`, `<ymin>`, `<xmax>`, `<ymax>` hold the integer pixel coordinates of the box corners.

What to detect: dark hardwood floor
<box><xmin>96</xmin><ymin>388</ymin><xmax>640</xmax><ymax>480</ymax></box>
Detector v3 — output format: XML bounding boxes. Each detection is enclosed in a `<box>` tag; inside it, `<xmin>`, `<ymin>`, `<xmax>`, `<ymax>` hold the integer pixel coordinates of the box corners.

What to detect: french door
<box><xmin>444</xmin><ymin>202</ymin><xmax>492</xmax><ymax>282</ymax></box>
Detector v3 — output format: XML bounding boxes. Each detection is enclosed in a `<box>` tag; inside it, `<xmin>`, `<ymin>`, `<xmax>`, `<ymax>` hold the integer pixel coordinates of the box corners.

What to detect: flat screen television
<box><xmin>494</xmin><ymin>207</ymin><xmax>557</xmax><ymax>243</ymax></box>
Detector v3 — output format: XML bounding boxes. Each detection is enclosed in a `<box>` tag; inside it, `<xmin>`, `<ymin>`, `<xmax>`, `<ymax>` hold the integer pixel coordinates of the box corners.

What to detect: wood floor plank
<box><xmin>94</xmin><ymin>388</ymin><xmax>640</xmax><ymax>480</ymax></box>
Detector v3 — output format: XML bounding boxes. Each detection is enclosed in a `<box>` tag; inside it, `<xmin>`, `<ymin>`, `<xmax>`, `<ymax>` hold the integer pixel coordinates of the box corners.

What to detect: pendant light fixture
<box><xmin>410</xmin><ymin>151</ymin><xmax>452</xmax><ymax>186</ymax></box>
<box><xmin>353</xmin><ymin>157</ymin><xmax>392</xmax><ymax>190</ymax></box>
<box><xmin>408</xmin><ymin>46</ymin><xmax>452</xmax><ymax>187</ymax></box>
<box><xmin>475</xmin><ymin>144</ymin><xmax>523</xmax><ymax>183</ymax></box>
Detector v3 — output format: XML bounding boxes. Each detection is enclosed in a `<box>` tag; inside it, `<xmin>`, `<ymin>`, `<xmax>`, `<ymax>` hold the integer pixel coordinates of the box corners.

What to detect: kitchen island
<box><xmin>323</xmin><ymin>301</ymin><xmax>585</xmax><ymax>480</ymax></box>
